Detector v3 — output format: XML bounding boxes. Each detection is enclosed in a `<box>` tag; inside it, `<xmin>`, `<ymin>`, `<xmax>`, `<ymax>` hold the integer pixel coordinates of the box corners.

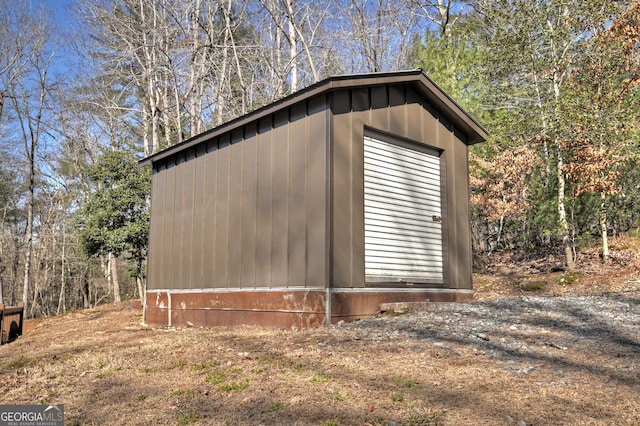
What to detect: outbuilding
<box><xmin>140</xmin><ymin>70</ymin><xmax>487</xmax><ymax>328</ymax></box>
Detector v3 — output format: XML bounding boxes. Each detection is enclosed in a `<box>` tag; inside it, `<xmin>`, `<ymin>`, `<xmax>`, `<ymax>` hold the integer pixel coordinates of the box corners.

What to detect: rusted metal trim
<box><xmin>146</xmin><ymin>287</ymin><xmax>327</xmax><ymax>293</ymax></box>
<box><xmin>167</xmin><ymin>291</ymin><xmax>172</xmax><ymax>327</ymax></box>
<box><xmin>325</xmin><ymin>287</ymin><xmax>332</xmax><ymax>326</ymax></box>
<box><xmin>169</xmin><ymin>307</ymin><xmax>326</xmax><ymax>314</ymax></box>
<box><xmin>144</xmin><ymin>288</ymin><xmax>472</xmax><ymax>328</ymax></box>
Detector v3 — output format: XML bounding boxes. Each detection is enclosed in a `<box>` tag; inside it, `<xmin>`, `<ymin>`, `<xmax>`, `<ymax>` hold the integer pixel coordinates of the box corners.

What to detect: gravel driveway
<box><xmin>334</xmin><ymin>292</ymin><xmax>640</xmax><ymax>380</ymax></box>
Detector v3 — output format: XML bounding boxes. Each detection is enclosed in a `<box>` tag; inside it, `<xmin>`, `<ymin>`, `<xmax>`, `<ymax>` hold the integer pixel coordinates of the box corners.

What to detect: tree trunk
<box><xmin>215</xmin><ymin>0</ymin><xmax>232</xmax><ymax>126</ymax></box>
<box><xmin>11</xmin><ymin>249</ymin><xmax>18</xmax><ymax>305</ymax></box>
<box><xmin>136</xmin><ymin>274</ymin><xmax>145</xmax><ymax>304</ymax></box>
<box><xmin>161</xmin><ymin>2</ymin><xmax>174</xmax><ymax>148</ymax></box>
<box><xmin>188</xmin><ymin>0</ymin><xmax>201</xmax><ymax>137</ymax></box>
<box><xmin>109</xmin><ymin>252</ymin><xmax>121</xmax><ymax>303</ymax></box>
<box><xmin>532</xmin><ymin>70</ymin><xmax>552</xmax><ymax>180</ymax></box>
<box><xmin>228</xmin><ymin>6</ymin><xmax>247</xmax><ymax>116</ymax></box>
<box><xmin>266</xmin><ymin>0</ymin><xmax>284</xmax><ymax>99</ymax></box>
<box><xmin>150</xmin><ymin>84</ymin><xmax>160</xmax><ymax>154</ymax></box>
<box><xmin>31</xmin><ymin>253</ymin><xmax>46</xmax><ymax>317</ymax></box>
<box><xmin>436</xmin><ymin>0</ymin><xmax>451</xmax><ymax>36</ymax></box>
<box><xmin>283</xmin><ymin>0</ymin><xmax>319</xmax><ymax>84</ymax></box>
<box><xmin>600</xmin><ymin>193</ymin><xmax>610</xmax><ymax>262</ymax></box>
<box><xmin>139</xmin><ymin>0</ymin><xmax>161</xmax><ymax>154</ymax></box>
<box><xmin>286</xmin><ymin>0</ymin><xmax>298</xmax><ymax>92</ymax></box>
<box><xmin>556</xmin><ymin>149</ymin><xmax>575</xmax><ymax>270</ymax></box>
<box><xmin>0</xmin><ymin>266</ymin><xmax>4</xmax><ymax>305</ymax></box>
<box><xmin>22</xmin><ymin>140</ymin><xmax>35</xmax><ymax>317</ymax></box>
<box><xmin>142</xmin><ymin>103</ymin><xmax>151</xmax><ymax>157</ymax></box>
<box><xmin>82</xmin><ymin>272</ymin><xmax>90</xmax><ymax>309</ymax></box>
<box><xmin>57</xmin><ymin>223</ymin><xmax>66</xmax><ymax>315</ymax></box>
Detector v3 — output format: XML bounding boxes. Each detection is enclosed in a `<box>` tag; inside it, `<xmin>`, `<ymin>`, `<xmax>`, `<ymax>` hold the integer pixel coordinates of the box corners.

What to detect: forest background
<box><xmin>0</xmin><ymin>0</ymin><xmax>638</xmax><ymax>318</ymax></box>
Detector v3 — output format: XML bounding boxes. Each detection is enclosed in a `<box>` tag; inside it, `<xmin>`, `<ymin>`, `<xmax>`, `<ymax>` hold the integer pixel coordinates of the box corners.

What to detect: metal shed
<box><xmin>140</xmin><ymin>70</ymin><xmax>487</xmax><ymax>328</ymax></box>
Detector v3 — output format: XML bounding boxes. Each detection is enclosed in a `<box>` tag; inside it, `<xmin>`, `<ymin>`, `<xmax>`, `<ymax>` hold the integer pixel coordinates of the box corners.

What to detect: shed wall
<box><xmin>147</xmin><ymin>97</ymin><xmax>329</xmax><ymax>291</ymax></box>
<box><xmin>330</xmin><ymin>85</ymin><xmax>472</xmax><ymax>289</ymax></box>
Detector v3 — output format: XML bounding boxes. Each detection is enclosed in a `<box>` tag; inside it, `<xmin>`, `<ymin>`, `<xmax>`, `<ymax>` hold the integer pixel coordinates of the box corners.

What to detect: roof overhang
<box><xmin>140</xmin><ymin>69</ymin><xmax>488</xmax><ymax>166</ymax></box>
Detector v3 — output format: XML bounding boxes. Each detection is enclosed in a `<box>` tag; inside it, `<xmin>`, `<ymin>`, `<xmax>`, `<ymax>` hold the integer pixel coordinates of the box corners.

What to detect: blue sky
<box><xmin>41</xmin><ymin>0</ymin><xmax>77</xmax><ymax>28</ymax></box>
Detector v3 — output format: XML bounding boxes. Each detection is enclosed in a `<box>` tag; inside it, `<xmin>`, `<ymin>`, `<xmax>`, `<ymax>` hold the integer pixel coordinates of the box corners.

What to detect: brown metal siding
<box><xmin>405</xmin><ymin>98</ymin><xmax>424</xmax><ymax>142</ymax></box>
<box><xmin>370</xmin><ymin>86</ymin><xmax>390</xmax><ymax>129</ymax></box>
<box><xmin>173</xmin><ymin>156</ymin><xmax>186</xmax><ymax>289</ymax></box>
<box><xmin>307</xmin><ymin>97</ymin><xmax>329</xmax><ymax>286</ymax></box>
<box><xmin>288</xmin><ymin>108</ymin><xmax>307</xmax><ymax>285</ymax></box>
<box><xmin>192</xmin><ymin>147</ymin><xmax>207</xmax><ymax>288</ymax></box>
<box><xmin>214</xmin><ymin>137</ymin><xmax>230</xmax><ymax>287</ymax></box>
<box><xmin>147</xmin><ymin>165</ymin><xmax>164</xmax><ymax>290</ymax></box>
<box><xmin>330</xmin><ymin>85</ymin><xmax>473</xmax><ymax>290</ymax></box>
<box><xmin>255</xmin><ymin>127</ymin><xmax>272</xmax><ymax>285</ymax></box>
<box><xmin>147</xmin><ymin>100</ymin><xmax>329</xmax><ymax>291</ymax></box>
<box><xmin>202</xmin><ymin>144</ymin><xmax>218</xmax><ymax>288</ymax></box>
<box><xmin>241</xmin><ymin>132</ymin><xmax>258</xmax><ymax>287</ymax></box>
<box><xmin>453</xmin><ymin>142</ymin><xmax>472</xmax><ymax>289</ymax></box>
<box><xmin>331</xmin><ymin>90</ymin><xmax>355</xmax><ymax>287</ymax></box>
<box><xmin>184</xmin><ymin>150</ymin><xmax>197</xmax><ymax>288</ymax></box>
<box><xmin>229</xmin><ymin>140</ymin><xmax>243</xmax><ymax>286</ymax></box>
<box><xmin>163</xmin><ymin>163</ymin><xmax>177</xmax><ymax>287</ymax></box>
<box><xmin>272</xmin><ymin>113</ymin><xmax>289</xmax><ymax>286</ymax></box>
<box><xmin>441</xmin><ymin>129</ymin><xmax>457</xmax><ymax>289</ymax></box>
<box><xmin>389</xmin><ymin>85</ymin><xmax>407</xmax><ymax>135</ymax></box>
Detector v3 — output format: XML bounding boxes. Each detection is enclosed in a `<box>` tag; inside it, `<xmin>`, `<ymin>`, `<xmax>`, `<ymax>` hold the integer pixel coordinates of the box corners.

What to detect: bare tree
<box><xmin>411</xmin><ymin>0</ymin><xmax>466</xmax><ymax>36</ymax></box>
<box><xmin>80</xmin><ymin>0</ymin><xmax>169</xmax><ymax>155</ymax></box>
<box><xmin>333</xmin><ymin>0</ymin><xmax>424</xmax><ymax>72</ymax></box>
<box><xmin>80</xmin><ymin>0</ymin><xmax>262</xmax><ymax>150</ymax></box>
<box><xmin>0</xmin><ymin>1</ymin><xmax>34</xmax><ymax>125</ymax></box>
<box><xmin>256</xmin><ymin>0</ymin><xmax>328</xmax><ymax>95</ymax></box>
<box><xmin>1</xmin><ymin>1</ymin><xmax>56</xmax><ymax>316</ymax></box>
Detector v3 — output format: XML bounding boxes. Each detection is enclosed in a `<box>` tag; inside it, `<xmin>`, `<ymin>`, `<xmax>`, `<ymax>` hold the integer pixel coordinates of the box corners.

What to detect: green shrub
<box><xmin>205</xmin><ymin>370</ymin><xmax>226</xmax><ymax>385</ymax></box>
<box><xmin>390</xmin><ymin>394</ymin><xmax>404</xmax><ymax>402</ymax></box>
<box><xmin>191</xmin><ymin>361</ymin><xmax>220</xmax><ymax>372</ymax></box>
<box><xmin>177</xmin><ymin>412</ymin><xmax>199</xmax><ymax>425</ymax></box>
<box><xmin>557</xmin><ymin>271</ymin><xmax>582</xmax><ymax>285</ymax></box>
<box><xmin>267</xmin><ymin>402</ymin><xmax>286</xmax><ymax>412</ymax></box>
<box><xmin>217</xmin><ymin>380</ymin><xmax>249</xmax><ymax>392</ymax></box>
<box><xmin>520</xmin><ymin>280</ymin><xmax>546</xmax><ymax>291</ymax></box>
<box><xmin>311</xmin><ymin>374</ymin><xmax>330</xmax><ymax>384</ymax></box>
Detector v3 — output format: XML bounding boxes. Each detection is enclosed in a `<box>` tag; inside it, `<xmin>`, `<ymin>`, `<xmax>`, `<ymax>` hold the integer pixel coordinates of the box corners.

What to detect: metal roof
<box><xmin>140</xmin><ymin>69</ymin><xmax>488</xmax><ymax>166</ymax></box>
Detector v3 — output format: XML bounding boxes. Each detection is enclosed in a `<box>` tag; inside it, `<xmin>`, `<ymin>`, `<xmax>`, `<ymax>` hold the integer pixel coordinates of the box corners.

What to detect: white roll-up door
<box><xmin>364</xmin><ymin>135</ymin><xmax>444</xmax><ymax>284</ymax></box>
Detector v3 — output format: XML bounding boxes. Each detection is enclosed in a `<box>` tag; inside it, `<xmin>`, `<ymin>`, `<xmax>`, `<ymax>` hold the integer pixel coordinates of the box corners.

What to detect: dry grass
<box><xmin>0</xmin><ymin>296</ymin><xmax>638</xmax><ymax>426</ymax></box>
<box><xmin>1</xmin><ymin>242</ymin><xmax>640</xmax><ymax>425</ymax></box>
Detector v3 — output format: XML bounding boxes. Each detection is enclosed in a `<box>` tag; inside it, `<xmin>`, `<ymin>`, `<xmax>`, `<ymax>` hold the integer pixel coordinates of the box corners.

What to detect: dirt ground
<box><xmin>1</xmin><ymin>240</ymin><xmax>639</xmax><ymax>425</ymax></box>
